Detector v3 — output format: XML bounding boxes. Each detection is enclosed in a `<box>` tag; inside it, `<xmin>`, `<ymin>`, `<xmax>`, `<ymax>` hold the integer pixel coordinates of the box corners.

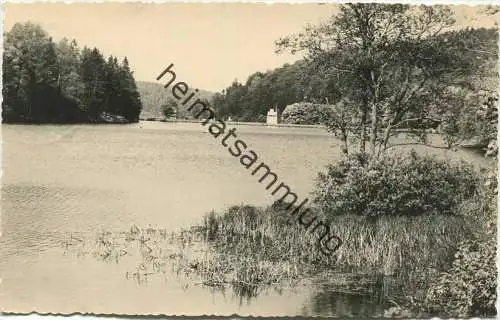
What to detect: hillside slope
<box><xmin>137</xmin><ymin>81</ymin><xmax>213</xmax><ymax>119</ymax></box>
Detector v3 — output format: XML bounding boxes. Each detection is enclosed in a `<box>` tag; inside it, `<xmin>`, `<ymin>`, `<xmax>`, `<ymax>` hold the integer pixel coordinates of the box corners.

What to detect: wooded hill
<box><xmin>137</xmin><ymin>81</ymin><xmax>213</xmax><ymax>120</ymax></box>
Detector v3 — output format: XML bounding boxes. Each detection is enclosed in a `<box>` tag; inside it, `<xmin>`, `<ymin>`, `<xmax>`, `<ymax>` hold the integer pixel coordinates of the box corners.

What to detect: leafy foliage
<box><xmin>474</xmin><ymin>95</ymin><xmax>498</xmax><ymax>156</ymax></box>
<box><xmin>422</xmin><ymin>170</ymin><xmax>497</xmax><ymax>317</ymax></box>
<box><xmin>281</xmin><ymin>102</ymin><xmax>326</xmax><ymax>125</ymax></box>
<box><xmin>424</xmin><ymin>236</ymin><xmax>496</xmax><ymax>317</ymax></box>
<box><xmin>313</xmin><ymin>151</ymin><xmax>480</xmax><ymax>217</ymax></box>
<box><xmin>2</xmin><ymin>22</ymin><xmax>142</xmax><ymax>123</ymax></box>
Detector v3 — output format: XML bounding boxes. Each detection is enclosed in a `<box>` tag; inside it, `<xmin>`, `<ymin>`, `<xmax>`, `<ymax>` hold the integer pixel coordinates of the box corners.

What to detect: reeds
<box><xmin>196</xmin><ymin>204</ymin><xmax>476</xmax><ymax>278</ymax></box>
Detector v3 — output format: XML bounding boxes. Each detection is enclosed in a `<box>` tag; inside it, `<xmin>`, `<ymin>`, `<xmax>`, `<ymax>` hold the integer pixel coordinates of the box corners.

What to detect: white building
<box><xmin>266</xmin><ymin>108</ymin><xmax>278</xmax><ymax>125</ymax></box>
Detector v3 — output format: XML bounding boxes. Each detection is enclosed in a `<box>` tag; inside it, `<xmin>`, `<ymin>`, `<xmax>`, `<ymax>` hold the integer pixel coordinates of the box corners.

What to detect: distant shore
<box><xmin>139</xmin><ymin>117</ymin><xmax>325</xmax><ymax>129</ymax></box>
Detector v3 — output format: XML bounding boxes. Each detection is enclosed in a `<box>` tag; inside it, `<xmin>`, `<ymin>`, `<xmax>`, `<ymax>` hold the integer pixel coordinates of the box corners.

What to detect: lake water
<box><xmin>0</xmin><ymin>122</ymin><xmax>492</xmax><ymax>316</ymax></box>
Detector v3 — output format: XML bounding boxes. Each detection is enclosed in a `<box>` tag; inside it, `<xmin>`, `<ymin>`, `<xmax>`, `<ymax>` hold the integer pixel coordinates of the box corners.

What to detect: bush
<box><xmin>313</xmin><ymin>151</ymin><xmax>480</xmax><ymax>217</ymax></box>
<box><xmin>281</xmin><ymin>102</ymin><xmax>328</xmax><ymax>125</ymax></box>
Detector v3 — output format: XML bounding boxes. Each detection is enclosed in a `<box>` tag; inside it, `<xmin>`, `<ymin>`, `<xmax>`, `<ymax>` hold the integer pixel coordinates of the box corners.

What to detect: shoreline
<box><xmin>139</xmin><ymin>118</ymin><xmax>326</xmax><ymax>129</ymax></box>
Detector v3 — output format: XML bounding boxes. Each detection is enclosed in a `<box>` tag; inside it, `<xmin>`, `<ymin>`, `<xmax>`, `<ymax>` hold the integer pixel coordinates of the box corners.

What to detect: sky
<box><xmin>4</xmin><ymin>3</ymin><xmax>498</xmax><ymax>92</ymax></box>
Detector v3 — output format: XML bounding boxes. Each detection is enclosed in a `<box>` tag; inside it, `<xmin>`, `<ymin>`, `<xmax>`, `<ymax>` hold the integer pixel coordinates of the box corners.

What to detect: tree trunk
<box><xmin>370</xmin><ymin>101</ymin><xmax>377</xmax><ymax>155</ymax></box>
<box><xmin>369</xmin><ymin>70</ymin><xmax>380</xmax><ymax>157</ymax></box>
<box><xmin>381</xmin><ymin>124</ymin><xmax>392</xmax><ymax>155</ymax></box>
<box><xmin>360</xmin><ymin>108</ymin><xmax>367</xmax><ymax>154</ymax></box>
<box><xmin>340</xmin><ymin>129</ymin><xmax>349</xmax><ymax>155</ymax></box>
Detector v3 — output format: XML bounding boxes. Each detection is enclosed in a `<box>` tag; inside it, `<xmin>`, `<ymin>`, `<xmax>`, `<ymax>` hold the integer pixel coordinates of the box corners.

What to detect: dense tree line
<box><xmin>211</xmin><ymin>60</ymin><xmax>312</xmax><ymax>122</ymax></box>
<box><xmin>3</xmin><ymin>22</ymin><xmax>142</xmax><ymax>123</ymax></box>
<box><xmin>209</xmin><ymin>56</ymin><xmax>376</xmax><ymax>123</ymax></box>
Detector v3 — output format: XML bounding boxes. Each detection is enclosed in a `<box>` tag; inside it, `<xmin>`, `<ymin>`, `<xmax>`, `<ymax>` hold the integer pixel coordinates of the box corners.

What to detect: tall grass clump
<box><xmin>185</xmin><ymin>205</ymin><xmax>326</xmax><ymax>297</ymax></box>
<box><xmin>199</xmin><ymin>205</ymin><xmax>323</xmax><ymax>268</ymax></box>
<box><xmin>324</xmin><ymin>214</ymin><xmax>473</xmax><ymax>276</ymax></box>
<box><xmin>196</xmin><ymin>202</ymin><xmax>476</xmax><ymax>279</ymax></box>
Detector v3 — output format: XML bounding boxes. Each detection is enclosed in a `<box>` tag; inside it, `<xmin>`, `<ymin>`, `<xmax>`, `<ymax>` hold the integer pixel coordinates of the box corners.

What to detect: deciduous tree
<box><xmin>276</xmin><ymin>4</ymin><xmax>496</xmax><ymax>157</ymax></box>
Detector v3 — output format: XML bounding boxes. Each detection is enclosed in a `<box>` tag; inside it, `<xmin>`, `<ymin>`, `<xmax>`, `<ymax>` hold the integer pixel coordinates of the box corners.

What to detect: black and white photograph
<box><xmin>0</xmin><ymin>2</ymin><xmax>498</xmax><ymax>318</ymax></box>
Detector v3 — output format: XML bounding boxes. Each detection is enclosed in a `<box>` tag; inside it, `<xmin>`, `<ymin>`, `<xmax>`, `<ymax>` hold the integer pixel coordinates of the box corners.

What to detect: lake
<box><xmin>0</xmin><ymin>122</ymin><xmax>492</xmax><ymax>316</ymax></box>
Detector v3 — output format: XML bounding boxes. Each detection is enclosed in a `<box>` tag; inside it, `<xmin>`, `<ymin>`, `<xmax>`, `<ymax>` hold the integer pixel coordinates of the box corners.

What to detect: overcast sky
<box><xmin>4</xmin><ymin>3</ymin><xmax>498</xmax><ymax>92</ymax></box>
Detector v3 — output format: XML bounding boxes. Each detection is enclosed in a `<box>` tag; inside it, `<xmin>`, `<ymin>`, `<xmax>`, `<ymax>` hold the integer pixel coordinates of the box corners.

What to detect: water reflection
<box><xmin>301</xmin><ymin>275</ymin><xmax>402</xmax><ymax>317</ymax></box>
<box><xmin>304</xmin><ymin>287</ymin><xmax>386</xmax><ymax>317</ymax></box>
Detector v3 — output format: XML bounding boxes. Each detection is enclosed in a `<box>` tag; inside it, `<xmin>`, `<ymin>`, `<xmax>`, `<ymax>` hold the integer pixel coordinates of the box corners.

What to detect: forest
<box><xmin>2</xmin><ymin>22</ymin><xmax>142</xmax><ymax>123</ymax></box>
